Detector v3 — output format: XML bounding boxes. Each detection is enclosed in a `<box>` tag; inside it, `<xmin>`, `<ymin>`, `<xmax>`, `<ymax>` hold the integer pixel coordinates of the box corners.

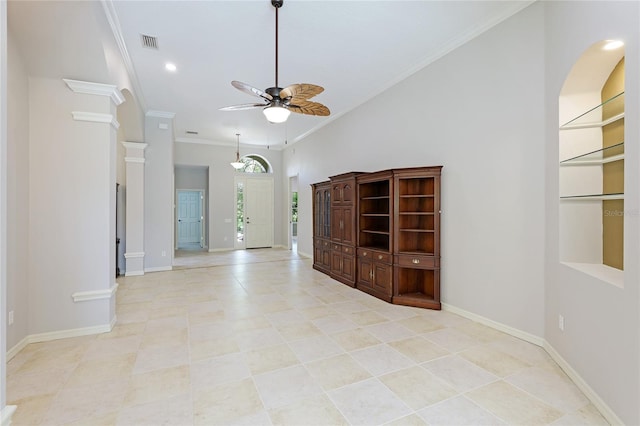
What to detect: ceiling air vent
<box><xmin>141</xmin><ymin>34</ymin><xmax>158</xmax><ymax>49</ymax></box>
<box><xmin>185</xmin><ymin>131</ymin><xmax>198</xmax><ymax>135</ymax></box>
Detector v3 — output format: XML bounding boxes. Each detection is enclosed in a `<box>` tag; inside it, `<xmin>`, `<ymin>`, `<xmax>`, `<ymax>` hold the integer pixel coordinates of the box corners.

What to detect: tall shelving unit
<box><xmin>357</xmin><ymin>171</ymin><xmax>393</xmax><ymax>301</ymax></box>
<box><xmin>393</xmin><ymin>167</ymin><xmax>442</xmax><ymax>309</ymax></box>
<box><xmin>312</xmin><ymin>166</ymin><xmax>443</xmax><ymax>310</ymax></box>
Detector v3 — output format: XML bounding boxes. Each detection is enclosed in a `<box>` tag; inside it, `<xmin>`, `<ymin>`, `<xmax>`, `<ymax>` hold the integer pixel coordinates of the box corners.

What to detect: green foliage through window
<box><xmin>239</xmin><ymin>155</ymin><xmax>269</xmax><ymax>173</ymax></box>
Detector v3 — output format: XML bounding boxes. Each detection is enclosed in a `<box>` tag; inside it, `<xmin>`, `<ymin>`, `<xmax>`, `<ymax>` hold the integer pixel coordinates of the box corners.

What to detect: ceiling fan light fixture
<box><xmin>263</xmin><ymin>106</ymin><xmax>290</xmax><ymax>123</ymax></box>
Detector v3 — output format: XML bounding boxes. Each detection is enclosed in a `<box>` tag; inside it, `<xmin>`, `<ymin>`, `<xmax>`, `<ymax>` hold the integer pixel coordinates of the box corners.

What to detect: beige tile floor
<box><xmin>7</xmin><ymin>248</ymin><xmax>609</xmax><ymax>425</ymax></box>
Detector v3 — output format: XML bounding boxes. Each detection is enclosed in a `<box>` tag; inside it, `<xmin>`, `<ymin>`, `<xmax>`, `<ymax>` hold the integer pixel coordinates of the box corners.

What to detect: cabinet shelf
<box><xmin>399</xmin><ymin>212</ymin><xmax>435</xmax><ymax>216</ymax></box>
<box><xmin>399</xmin><ymin>228</ymin><xmax>434</xmax><ymax>233</ymax></box>
<box><xmin>560</xmin><ymin>193</ymin><xmax>624</xmax><ymax>201</ymax></box>
<box><xmin>399</xmin><ymin>195</ymin><xmax>434</xmax><ymax>198</ymax></box>
<box><xmin>361</xmin><ymin>195</ymin><xmax>389</xmax><ymax>200</ymax></box>
<box><xmin>361</xmin><ymin>229</ymin><xmax>390</xmax><ymax>235</ymax></box>
<box><xmin>560</xmin><ymin>142</ymin><xmax>624</xmax><ymax>166</ymax></box>
<box><xmin>361</xmin><ymin>213</ymin><xmax>389</xmax><ymax>217</ymax></box>
<box><xmin>560</xmin><ymin>92</ymin><xmax>624</xmax><ymax>129</ymax></box>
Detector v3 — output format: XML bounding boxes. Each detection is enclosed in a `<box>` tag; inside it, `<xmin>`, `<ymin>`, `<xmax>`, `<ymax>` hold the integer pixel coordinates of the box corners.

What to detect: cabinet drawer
<box><xmin>394</xmin><ymin>255</ymin><xmax>437</xmax><ymax>268</ymax></box>
<box><xmin>343</xmin><ymin>245</ymin><xmax>354</xmax><ymax>255</ymax></box>
<box><xmin>358</xmin><ymin>248</ymin><xmax>392</xmax><ymax>264</ymax></box>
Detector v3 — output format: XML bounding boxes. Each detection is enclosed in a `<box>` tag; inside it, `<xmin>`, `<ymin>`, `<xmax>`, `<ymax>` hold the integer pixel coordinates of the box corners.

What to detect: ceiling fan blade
<box><xmin>231</xmin><ymin>81</ymin><xmax>273</xmax><ymax>101</ymax></box>
<box><xmin>288</xmin><ymin>100</ymin><xmax>330</xmax><ymax>117</ymax></box>
<box><xmin>280</xmin><ymin>83</ymin><xmax>324</xmax><ymax>101</ymax></box>
<box><xmin>220</xmin><ymin>102</ymin><xmax>269</xmax><ymax>111</ymax></box>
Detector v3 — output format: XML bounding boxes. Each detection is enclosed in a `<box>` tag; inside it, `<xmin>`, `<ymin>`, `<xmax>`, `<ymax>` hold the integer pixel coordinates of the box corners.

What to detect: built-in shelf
<box><xmin>399</xmin><ymin>229</ymin><xmax>435</xmax><ymax>233</ymax></box>
<box><xmin>361</xmin><ymin>196</ymin><xmax>389</xmax><ymax>200</ymax></box>
<box><xmin>361</xmin><ymin>230</ymin><xmax>390</xmax><ymax>235</ymax></box>
<box><xmin>560</xmin><ymin>193</ymin><xmax>624</xmax><ymax>201</ymax></box>
<box><xmin>560</xmin><ymin>92</ymin><xmax>624</xmax><ymax>130</ymax></box>
<box><xmin>399</xmin><ymin>212</ymin><xmax>434</xmax><ymax>215</ymax></box>
<box><xmin>361</xmin><ymin>213</ymin><xmax>389</xmax><ymax>217</ymax></box>
<box><xmin>560</xmin><ymin>142</ymin><xmax>624</xmax><ymax>166</ymax></box>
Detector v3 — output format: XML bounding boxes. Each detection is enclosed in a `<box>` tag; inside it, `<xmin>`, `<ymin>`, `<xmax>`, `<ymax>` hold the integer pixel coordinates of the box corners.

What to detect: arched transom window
<box><xmin>239</xmin><ymin>155</ymin><xmax>270</xmax><ymax>173</ymax></box>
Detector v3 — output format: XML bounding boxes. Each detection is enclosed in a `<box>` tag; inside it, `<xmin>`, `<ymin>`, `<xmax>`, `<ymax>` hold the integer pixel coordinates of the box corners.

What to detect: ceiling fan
<box><xmin>220</xmin><ymin>0</ymin><xmax>330</xmax><ymax>124</ymax></box>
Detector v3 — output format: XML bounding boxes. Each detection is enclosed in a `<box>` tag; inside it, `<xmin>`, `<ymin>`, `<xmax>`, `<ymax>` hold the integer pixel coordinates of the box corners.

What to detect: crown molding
<box><xmin>71</xmin><ymin>111</ymin><xmax>120</xmax><ymax>129</ymax></box>
<box><xmin>146</xmin><ymin>110</ymin><xmax>176</xmax><ymax>119</ymax></box>
<box><xmin>63</xmin><ymin>79</ymin><xmax>125</xmax><ymax>106</ymax></box>
<box><xmin>175</xmin><ymin>137</ymin><xmax>285</xmax><ymax>151</ymax></box>
<box><xmin>100</xmin><ymin>0</ymin><xmax>147</xmax><ymax>111</ymax></box>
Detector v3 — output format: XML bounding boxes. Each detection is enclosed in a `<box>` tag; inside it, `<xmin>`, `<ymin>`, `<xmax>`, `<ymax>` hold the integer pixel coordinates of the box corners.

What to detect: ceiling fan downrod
<box><xmin>272</xmin><ymin>0</ymin><xmax>283</xmax><ymax>89</ymax></box>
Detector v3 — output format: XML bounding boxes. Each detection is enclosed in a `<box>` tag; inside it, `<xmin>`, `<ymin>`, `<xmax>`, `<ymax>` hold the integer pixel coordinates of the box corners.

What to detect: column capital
<box><xmin>122</xmin><ymin>142</ymin><xmax>148</xmax><ymax>150</ymax></box>
<box><xmin>63</xmin><ymin>79</ymin><xmax>125</xmax><ymax>106</ymax></box>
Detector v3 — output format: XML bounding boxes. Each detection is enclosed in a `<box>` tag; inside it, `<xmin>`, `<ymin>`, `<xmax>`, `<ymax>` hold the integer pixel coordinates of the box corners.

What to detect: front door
<box><xmin>177</xmin><ymin>190</ymin><xmax>203</xmax><ymax>248</ymax></box>
<box><xmin>245</xmin><ymin>178</ymin><xmax>274</xmax><ymax>248</ymax></box>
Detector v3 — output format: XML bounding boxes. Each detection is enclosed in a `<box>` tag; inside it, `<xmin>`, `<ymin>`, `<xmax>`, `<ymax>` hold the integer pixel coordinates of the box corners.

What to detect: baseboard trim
<box><xmin>442</xmin><ymin>302</ymin><xmax>620</xmax><ymax>424</ymax></box>
<box><xmin>297</xmin><ymin>250</ymin><xmax>312</xmax><ymax>259</ymax></box>
<box><xmin>208</xmin><ymin>248</ymin><xmax>234</xmax><ymax>253</ymax></box>
<box><xmin>6</xmin><ymin>319</ymin><xmax>117</xmax><ymax>361</ymax></box>
<box><xmin>144</xmin><ymin>266</ymin><xmax>172</xmax><ymax>273</ymax></box>
<box><xmin>442</xmin><ymin>302</ymin><xmax>544</xmax><ymax>346</ymax></box>
<box><xmin>72</xmin><ymin>283</ymin><xmax>118</xmax><ymax>302</ymax></box>
<box><xmin>1</xmin><ymin>406</ymin><xmax>17</xmax><ymax>426</ymax></box>
<box><xmin>543</xmin><ymin>341</ymin><xmax>623</xmax><ymax>426</ymax></box>
<box><xmin>124</xmin><ymin>270</ymin><xmax>144</xmax><ymax>276</ymax></box>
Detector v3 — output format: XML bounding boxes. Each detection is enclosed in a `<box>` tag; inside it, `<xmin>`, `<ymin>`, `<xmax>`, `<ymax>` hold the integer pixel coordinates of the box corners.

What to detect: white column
<box><xmin>122</xmin><ymin>142</ymin><xmax>147</xmax><ymax>276</ymax></box>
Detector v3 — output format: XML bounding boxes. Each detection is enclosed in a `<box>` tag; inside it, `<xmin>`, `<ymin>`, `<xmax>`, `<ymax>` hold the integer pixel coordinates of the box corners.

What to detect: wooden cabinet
<box><xmin>312</xmin><ymin>166</ymin><xmax>442</xmax><ymax>310</ymax></box>
<box><xmin>328</xmin><ymin>173</ymin><xmax>360</xmax><ymax>287</ymax></box>
<box><xmin>357</xmin><ymin>248</ymin><xmax>392</xmax><ymax>302</ymax></box>
<box><xmin>312</xmin><ymin>181</ymin><xmax>332</xmax><ymax>274</ymax></box>
<box><xmin>392</xmin><ymin>167</ymin><xmax>442</xmax><ymax>310</ymax></box>
<box><xmin>331</xmin><ymin>243</ymin><xmax>356</xmax><ymax>283</ymax></box>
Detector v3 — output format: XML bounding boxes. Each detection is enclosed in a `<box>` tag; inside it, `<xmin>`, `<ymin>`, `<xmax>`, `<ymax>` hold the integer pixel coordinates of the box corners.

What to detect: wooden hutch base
<box><xmin>312</xmin><ymin>166</ymin><xmax>442</xmax><ymax>310</ymax></box>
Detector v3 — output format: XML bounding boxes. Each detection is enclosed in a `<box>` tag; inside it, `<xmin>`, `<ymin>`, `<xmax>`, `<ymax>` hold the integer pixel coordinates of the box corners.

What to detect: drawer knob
<box><xmin>363</xmin><ymin>252</ymin><xmax>367</xmax><ymax>256</ymax></box>
<box><xmin>412</xmin><ymin>258</ymin><xmax>420</xmax><ymax>264</ymax></box>
<box><xmin>378</xmin><ymin>255</ymin><xmax>383</xmax><ymax>260</ymax></box>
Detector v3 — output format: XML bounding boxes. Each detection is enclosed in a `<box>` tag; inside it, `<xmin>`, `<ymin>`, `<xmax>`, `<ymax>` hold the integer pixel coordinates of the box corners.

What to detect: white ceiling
<box><xmin>9</xmin><ymin>0</ymin><xmax>534</xmax><ymax>148</ymax></box>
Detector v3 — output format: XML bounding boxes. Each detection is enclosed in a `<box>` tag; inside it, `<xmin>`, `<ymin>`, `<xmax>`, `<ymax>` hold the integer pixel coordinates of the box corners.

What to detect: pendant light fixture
<box><xmin>230</xmin><ymin>133</ymin><xmax>244</xmax><ymax>169</ymax></box>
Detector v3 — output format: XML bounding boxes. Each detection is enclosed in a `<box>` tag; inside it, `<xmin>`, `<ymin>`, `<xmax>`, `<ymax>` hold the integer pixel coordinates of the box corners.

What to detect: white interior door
<box><xmin>177</xmin><ymin>190</ymin><xmax>203</xmax><ymax>248</ymax></box>
<box><xmin>245</xmin><ymin>178</ymin><xmax>274</xmax><ymax>248</ymax></box>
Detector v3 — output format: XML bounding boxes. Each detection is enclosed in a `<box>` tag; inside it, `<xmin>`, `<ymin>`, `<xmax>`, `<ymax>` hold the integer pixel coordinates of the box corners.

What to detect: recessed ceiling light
<box><xmin>165</xmin><ymin>63</ymin><xmax>177</xmax><ymax>72</ymax></box>
<box><xmin>603</xmin><ymin>40</ymin><xmax>624</xmax><ymax>50</ymax></box>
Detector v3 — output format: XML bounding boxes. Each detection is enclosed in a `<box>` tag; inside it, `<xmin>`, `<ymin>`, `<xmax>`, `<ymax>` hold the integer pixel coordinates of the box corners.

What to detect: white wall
<box><xmin>285</xmin><ymin>3</ymin><xmax>546</xmax><ymax>337</ymax></box>
<box><xmin>6</xmin><ymin>28</ymin><xmax>29</xmax><ymax>350</ymax></box>
<box><xmin>0</xmin><ymin>0</ymin><xmax>7</xmax><ymax>414</ymax></box>
<box><xmin>174</xmin><ymin>141</ymin><xmax>284</xmax><ymax>250</ymax></box>
<box><xmin>27</xmin><ymin>77</ymin><xmax>117</xmax><ymax>334</ymax></box>
<box><xmin>543</xmin><ymin>1</ymin><xmax>639</xmax><ymax>424</ymax></box>
<box><xmin>144</xmin><ymin>114</ymin><xmax>174</xmax><ymax>271</ymax></box>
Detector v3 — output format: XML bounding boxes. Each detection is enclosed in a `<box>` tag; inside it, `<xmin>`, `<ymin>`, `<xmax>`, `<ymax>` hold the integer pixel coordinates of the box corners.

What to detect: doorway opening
<box><xmin>176</xmin><ymin>190</ymin><xmax>204</xmax><ymax>250</ymax></box>
<box><xmin>235</xmin><ymin>176</ymin><xmax>274</xmax><ymax>249</ymax></box>
<box><xmin>289</xmin><ymin>175</ymin><xmax>299</xmax><ymax>252</ymax></box>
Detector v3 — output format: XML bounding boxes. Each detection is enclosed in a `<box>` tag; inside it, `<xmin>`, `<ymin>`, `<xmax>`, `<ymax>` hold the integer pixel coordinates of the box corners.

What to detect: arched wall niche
<box><xmin>558</xmin><ymin>39</ymin><xmax>625</xmax><ymax>283</ymax></box>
